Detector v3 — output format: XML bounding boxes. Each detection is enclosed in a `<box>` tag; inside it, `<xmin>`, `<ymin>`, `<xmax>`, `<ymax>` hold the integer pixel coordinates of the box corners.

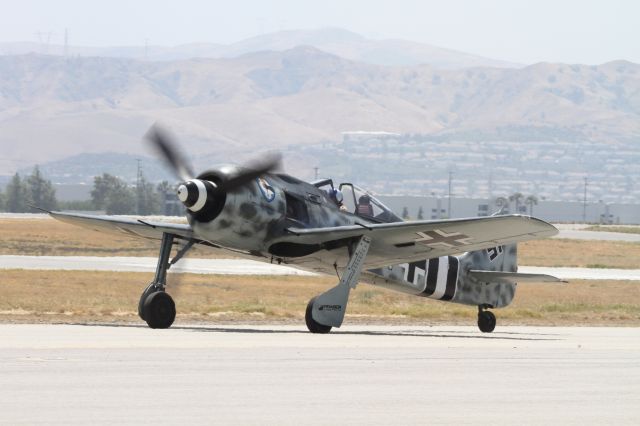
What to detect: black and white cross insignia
<box><xmin>413</xmin><ymin>229</ymin><xmax>473</xmax><ymax>249</ymax></box>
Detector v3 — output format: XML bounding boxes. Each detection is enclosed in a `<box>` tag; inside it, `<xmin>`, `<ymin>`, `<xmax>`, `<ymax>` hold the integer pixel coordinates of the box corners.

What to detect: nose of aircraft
<box><xmin>176</xmin><ymin>179</ymin><xmax>216</xmax><ymax>212</ymax></box>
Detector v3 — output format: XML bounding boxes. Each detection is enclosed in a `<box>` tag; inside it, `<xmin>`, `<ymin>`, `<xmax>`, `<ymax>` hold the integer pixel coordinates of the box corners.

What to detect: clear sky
<box><xmin>1</xmin><ymin>0</ymin><xmax>637</xmax><ymax>65</ymax></box>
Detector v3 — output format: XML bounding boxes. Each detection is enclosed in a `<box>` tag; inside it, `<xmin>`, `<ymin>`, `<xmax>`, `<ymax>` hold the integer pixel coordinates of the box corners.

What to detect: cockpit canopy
<box><xmin>312</xmin><ymin>179</ymin><xmax>402</xmax><ymax>223</ymax></box>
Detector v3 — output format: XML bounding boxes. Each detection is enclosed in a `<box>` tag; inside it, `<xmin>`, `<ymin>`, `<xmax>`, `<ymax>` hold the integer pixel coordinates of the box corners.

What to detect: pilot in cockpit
<box><xmin>356</xmin><ymin>194</ymin><xmax>374</xmax><ymax>216</ymax></box>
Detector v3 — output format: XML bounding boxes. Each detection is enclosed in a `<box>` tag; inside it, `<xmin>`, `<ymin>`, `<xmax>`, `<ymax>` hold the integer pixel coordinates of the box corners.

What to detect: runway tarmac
<box><xmin>0</xmin><ymin>255</ymin><xmax>316</xmax><ymax>276</ymax></box>
<box><xmin>2</xmin><ymin>255</ymin><xmax>639</xmax><ymax>280</ymax></box>
<box><xmin>0</xmin><ymin>324</ymin><xmax>638</xmax><ymax>425</ymax></box>
<box><xmin>554</xmin><ymin>229</ymin><xmax>640</xmax><ymax>242</ymax></box>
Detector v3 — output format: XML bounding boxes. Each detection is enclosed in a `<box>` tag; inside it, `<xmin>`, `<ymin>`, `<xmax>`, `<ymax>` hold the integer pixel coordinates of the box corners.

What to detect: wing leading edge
<box><xmin>48</xmin><ymin>211</ymin><xmax>194</xmax><ymax>241</ymax></box>
<box><xmin>282</xmin><ymin>215</ymin><xmax>558</xmax><ymax>268</ymax></box>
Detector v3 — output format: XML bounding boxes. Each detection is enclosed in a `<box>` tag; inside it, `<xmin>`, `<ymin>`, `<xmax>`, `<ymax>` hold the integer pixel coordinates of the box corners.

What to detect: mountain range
<box><xmin>0</xmin><ymin>28</ymin><xmax>638</xmax><ymax>182</ymax></box>
<box><xmin>0</xmin><ymin>28</ymin><xmax>518</xmax><ymax>69</ymax></box>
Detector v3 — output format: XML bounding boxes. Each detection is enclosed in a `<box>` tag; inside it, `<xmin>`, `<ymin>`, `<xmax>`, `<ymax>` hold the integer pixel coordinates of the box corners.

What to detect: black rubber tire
<box><xmin>138</xmin><ymin>283</ymin><xmax>155</xmax><ymax>321</ymax></box>
<box><xmin>138</xmin><ymin>283</ymin><xmax>160</xmax><ymax>321</ymax></box>
<box><xmin>142</xmin><ymin>291</ymin><xmax>176</xmax><ymax>329</ymax></box>
<box><xmin>305</xmin><ymin>297</ymin><xmax>332</xmax><ymax>334</ymax></box>
<box><xmin>477</xmin><ymin>310</ymin><xmax>496</xmax><ymax>333</ymax></box>
<box><xmin>138</xmin><ymin>296</ymin><xmax>146</xmax><ymax>321</ymax></box>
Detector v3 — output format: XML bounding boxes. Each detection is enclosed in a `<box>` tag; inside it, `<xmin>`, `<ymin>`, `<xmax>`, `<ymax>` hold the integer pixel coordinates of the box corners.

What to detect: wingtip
<box><xmin>27</xmin><ymin>204</ymin><xmax>52</xmax><ymax>214</ymax></box>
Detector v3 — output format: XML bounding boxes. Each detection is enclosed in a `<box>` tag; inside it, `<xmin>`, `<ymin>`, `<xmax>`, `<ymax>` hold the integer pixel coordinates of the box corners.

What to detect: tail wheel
<box><xmin>477</xmin><ymin>310</ymin><xmax>496</xmax><ymax>333</ymax></box>
<box><xmin>143</xmin><ymin>291</ymin><xmax>176</xmax><ymax>329</ymax></box>
<box><xmin>305</xmin><ymin>297</ymin><xmax>332</xmax><ymax>334</ymax></box>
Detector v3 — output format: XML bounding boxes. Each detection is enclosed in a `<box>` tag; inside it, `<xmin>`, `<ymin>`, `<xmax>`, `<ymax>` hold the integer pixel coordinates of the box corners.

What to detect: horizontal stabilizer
<box><xmin>469</xmin><ymin>270</ymin><xmax>567</xmax><ymax>285</ymax></box>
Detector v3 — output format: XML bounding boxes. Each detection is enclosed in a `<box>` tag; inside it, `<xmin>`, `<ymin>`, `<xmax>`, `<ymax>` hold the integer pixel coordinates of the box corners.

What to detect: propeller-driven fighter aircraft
<box><xmin>47</xmin><ymin>126</ymin><xmax>563</xmax><ymax>333</ymax></box>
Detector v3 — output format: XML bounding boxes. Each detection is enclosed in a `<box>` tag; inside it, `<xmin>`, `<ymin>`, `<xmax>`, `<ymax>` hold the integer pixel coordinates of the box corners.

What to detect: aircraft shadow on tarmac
<box><xmin>71</xmin><ymin>323</ymin><xmax>562</xmax><ymax>341</ymax></box>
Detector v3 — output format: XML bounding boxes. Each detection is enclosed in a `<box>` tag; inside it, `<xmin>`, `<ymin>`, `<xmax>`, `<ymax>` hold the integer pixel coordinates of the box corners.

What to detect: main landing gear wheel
<box><xmin>142</xmin><ymin>291</ymin><xmax>176</xmax><ymax>329</ymax></box>
<box><xmin>477</xmin><ymin>309</ymin><xmax>496</xmax><ymax>333</ymax></box>
<box><xmin>305</xmin><ymin>297</ymin><xmax>332</xmax><ymax>334</ymax></box>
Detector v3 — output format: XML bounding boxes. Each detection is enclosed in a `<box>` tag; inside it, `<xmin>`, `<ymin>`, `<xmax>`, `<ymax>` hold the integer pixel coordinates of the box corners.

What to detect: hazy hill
<box><xmin>0</xmin><ymin>49</ymin><xmax>638</xmax><ymax>176</ymax></box>
<box><xmin>0</xmin><ymin>28</ymin><xmax>518</xmax><ymax>69</ymax></box>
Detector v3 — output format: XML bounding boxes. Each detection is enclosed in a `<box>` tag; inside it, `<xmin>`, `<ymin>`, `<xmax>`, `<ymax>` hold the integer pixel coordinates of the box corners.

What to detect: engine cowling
<box><xmin>177</xmin><ymin>178</ymin><xmax>226</xmax><ymax>223</ymax></box>
<box><xmin>177</xmin><ymin>168</ymin><xmax>286</xmax><ymax>252</ymax></box>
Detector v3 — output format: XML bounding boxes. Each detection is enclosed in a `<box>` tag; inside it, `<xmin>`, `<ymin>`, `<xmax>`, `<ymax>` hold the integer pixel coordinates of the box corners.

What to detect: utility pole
<box><xmin>448</xmin><ymin>171</ymin><xmax>453</xmax><ymax>218</ymax></box>
<box><xmin>488</xmin><ymin>171</ymin><xmax>493</xmax><ymax>200</ymax></box>
<box><xmin>582</xmin><ymin>177</ymin><xmax>588</xmax><ymax>223</ymax></box>
<box><xmin>136</xmin><ymin>159</ymin><xmax>142</xmax><ymax>215</ymax></box>
<box><xmin>313</xmin><ymin>167</ymin><xmax>319</xmax><ymax>180</ymax></box>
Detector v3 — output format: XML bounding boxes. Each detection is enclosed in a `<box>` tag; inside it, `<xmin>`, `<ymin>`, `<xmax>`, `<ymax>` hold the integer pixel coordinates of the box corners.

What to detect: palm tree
<box><xmin>509</xmin><ymin>192</ymin><xmax>524</xmax><ymax>213</ymax></box>
<box><xmin>525</xmin><ymin>195</ymin><xmax>539</xmax><ymax>216</ymax></box>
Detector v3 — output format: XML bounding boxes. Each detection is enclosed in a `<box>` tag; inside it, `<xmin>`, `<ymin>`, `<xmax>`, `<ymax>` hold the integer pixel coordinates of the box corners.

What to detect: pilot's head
<box><xmin>359</xmin><ymin>194</ymin><xmax>371</xmax><ymax>204</ymax></box>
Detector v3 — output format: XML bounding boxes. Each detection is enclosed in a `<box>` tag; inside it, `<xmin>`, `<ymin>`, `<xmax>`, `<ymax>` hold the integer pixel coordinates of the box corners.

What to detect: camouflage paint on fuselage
<box><xmin>186</xmin><ymin>166</ymin><xmax>520</xmax><ymax>309</ymax></box>
<box><xmin>364</xmin><ymin>244</ymin><xmax>517</xmax><ymax>309</ymax></box>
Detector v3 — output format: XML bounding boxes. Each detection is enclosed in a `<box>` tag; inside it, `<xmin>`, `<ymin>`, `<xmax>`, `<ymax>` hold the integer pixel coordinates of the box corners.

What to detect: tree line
<box><xmin>0</xmin><ymin>167</ymin><xmax>181</xmax><ymax>216</ymax></box>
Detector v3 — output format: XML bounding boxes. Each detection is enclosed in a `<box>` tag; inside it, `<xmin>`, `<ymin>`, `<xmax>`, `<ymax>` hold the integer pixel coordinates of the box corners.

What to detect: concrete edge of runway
<box><xmin>2</xmin><ymin>255</ymin><xmax>639</xmax><ymax>280</ymax></box>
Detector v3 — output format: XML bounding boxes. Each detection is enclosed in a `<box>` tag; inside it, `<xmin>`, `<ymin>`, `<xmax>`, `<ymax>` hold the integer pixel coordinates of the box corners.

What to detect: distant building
<box><xmin>379</xmin><ymin>195</ymin><xmax>640</xmax><ymax>224</ymax></box>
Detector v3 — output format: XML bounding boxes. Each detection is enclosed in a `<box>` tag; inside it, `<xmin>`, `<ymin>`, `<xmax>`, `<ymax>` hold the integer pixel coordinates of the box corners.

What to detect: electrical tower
<box><xmin>35</xmin><ymin>31</ymin><xmax>54</xmax><ymax>54</ymax></box>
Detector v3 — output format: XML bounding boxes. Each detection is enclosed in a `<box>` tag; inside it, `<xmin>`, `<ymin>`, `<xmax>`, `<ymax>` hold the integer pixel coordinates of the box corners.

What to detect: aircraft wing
<box><xmin>284</xmin><ymin>215</ymin><xmax>557</xmax><ymax>269</ymax></box>
<box><xmin>49</xmin><ymin>211</ymin><xmax>195</xmax><ymax>241</ymax></box>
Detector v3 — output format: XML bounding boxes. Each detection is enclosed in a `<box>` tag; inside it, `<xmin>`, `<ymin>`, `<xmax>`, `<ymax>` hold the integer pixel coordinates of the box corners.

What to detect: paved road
<box><xmin>0</xmin><ymin>324</ymin><xmax>638</xmax><ymax>425</ymax></box>
<box><xmin>0</xmin><ymin>255</ymin><xmax>316</xmax><ymax>276</ymax></box>
<box><xmin>554</xmin><ymin>229</ymin><xmax>640</xmax><ymax>242</ymax></box>
<box><xmin>519</xmin><ymin>265</ymin><xmax>640</xmax><ymax>280</ymax></box>
<box><xmin>2</xmin><ymin>255</ymin><xmax>639</xmax><ymax>280</ymax></box>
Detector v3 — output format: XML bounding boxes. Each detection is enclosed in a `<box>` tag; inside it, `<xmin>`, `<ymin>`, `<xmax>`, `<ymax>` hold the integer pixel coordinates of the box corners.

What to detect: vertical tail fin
<box><xmin>483</xmin><ymin>244</ymin><xmax>517</xmax><ymax>273</ymax></box>
<box><xmin>453</xmin><ymin>244</ymin><xmax>519</xmax><ymax>308</ymax></box>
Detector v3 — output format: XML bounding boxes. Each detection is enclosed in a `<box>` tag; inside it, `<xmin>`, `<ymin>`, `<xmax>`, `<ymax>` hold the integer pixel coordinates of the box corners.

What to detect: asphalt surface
<box><xmin>554</xmin><ymin>229</ymin><xmax>640</xmax><ymax>242</ymax></box>
<box><xmin>0</xmin><ymin>324</ymin><xmax>638</xmax><ymax>425</ymax></box>
<box><xmin>0</xmin><ymin>255</ymin><xmax>315</xmax><ymax>276</ymax></box>
<box><xmin>2</xmin><ymin>255</ymin><xmax>639</xmax><ymax>280</ymax></box>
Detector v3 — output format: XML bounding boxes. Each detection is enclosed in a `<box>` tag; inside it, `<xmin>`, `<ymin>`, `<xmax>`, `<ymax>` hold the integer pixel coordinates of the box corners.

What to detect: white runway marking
<box><xmin>2</xmin><ymin>255</ymin><xmax>639</xmax><ymax>280</ymax></box>
<box><xmin>0</xmin><ymin>324</ymin><xmax>638</xmax><ymax>425</ymax></box>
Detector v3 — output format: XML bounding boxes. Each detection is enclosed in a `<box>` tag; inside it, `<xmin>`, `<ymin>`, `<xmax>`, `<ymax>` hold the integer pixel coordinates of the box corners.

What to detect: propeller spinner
<box><xmin>145</xmin><ymin>124</ymin><xmax>282</xmax><ymax>216</ymax></box>
<box><xmin>176</xmin><ymin>179</ymin><xmax>218</xmax><ymax>212</ymax></box>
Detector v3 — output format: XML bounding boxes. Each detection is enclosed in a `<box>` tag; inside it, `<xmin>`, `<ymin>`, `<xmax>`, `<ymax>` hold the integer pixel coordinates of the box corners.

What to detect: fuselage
<box><xmin>184</xmin><ymin>165</ymin><xmax>517</xmax><ymax>310</ymax></box>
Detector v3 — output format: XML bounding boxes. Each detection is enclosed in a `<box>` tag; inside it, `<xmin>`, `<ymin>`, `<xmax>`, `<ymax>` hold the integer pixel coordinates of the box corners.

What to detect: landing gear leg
<box><xmin>138</xmin><ymin>233</ymin><xmax>176</xmax><ymax>329</ymax></box>
<box><xmin>477</xmin><ymin>305</ymin><xmax>496</xmax><ymax>333</ymax></box>
<box><xmin>305</xmin><ymin>236</ymin><xmax>371</xmax><ymax>334</ymax></box>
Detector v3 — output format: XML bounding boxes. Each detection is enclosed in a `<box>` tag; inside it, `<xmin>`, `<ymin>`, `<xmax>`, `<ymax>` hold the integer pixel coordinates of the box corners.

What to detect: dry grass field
<box><xmin>584</xmin><ymin>225</ymin><xmax>640</xmax><ymax>234</ymax></box>
<box><xmin>2</xmin><ymin>218</ymin><xmax>640</xmax><ymax>268</ymax></box>
<box><xmin>0</xmin><ymin>218</ymin><xmax>228</xmax><ymax>258</ymax></box>
<box><xmin>2</xmin><ymin>218</ymin><xmax>639</xmax><ymax>326</ymax></box>
<box><xmin>1</xmin><ymin>270</ymin><xmax>638</xmax><ymax>326</ymax></box>
<box><xmin>519</xmin><ymin>239</ymin><xmax>640</xmax><ymax>269</ymax></box>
